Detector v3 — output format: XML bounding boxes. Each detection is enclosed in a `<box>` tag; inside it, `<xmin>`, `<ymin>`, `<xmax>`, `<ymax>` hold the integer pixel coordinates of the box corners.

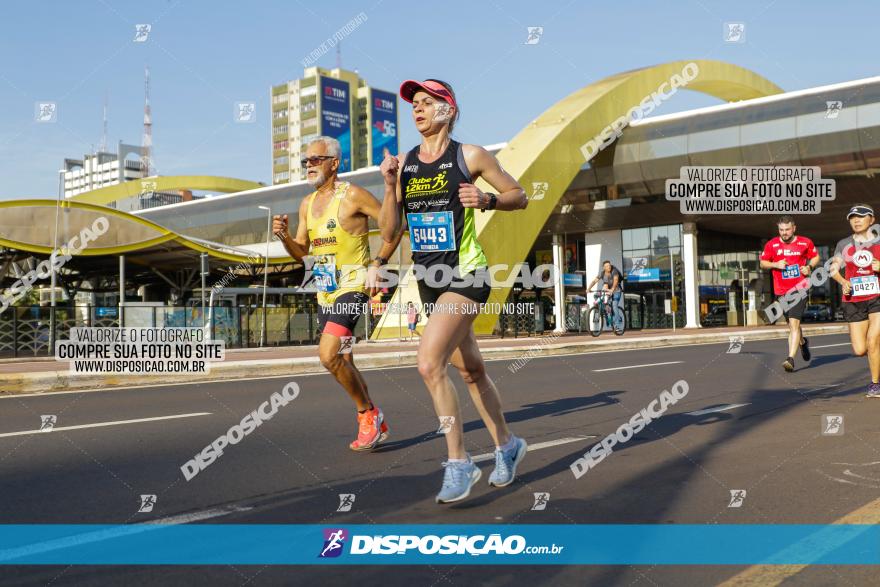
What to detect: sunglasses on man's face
<box><xmin>301</xmin><ymin>155</ymin><xmax>336</xmax><ymax>167</ymax></box>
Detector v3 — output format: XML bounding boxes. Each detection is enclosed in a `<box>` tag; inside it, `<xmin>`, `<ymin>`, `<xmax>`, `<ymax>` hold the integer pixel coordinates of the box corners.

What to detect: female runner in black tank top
<box><xmin>378</xmin><ymin>79</ymin><xmax>530</xmax><ymax>503</ymax></box>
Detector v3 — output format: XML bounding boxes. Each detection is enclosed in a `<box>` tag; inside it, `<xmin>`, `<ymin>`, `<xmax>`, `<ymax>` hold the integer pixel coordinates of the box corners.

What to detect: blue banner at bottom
<box><xmin>0</xmin><ymin>524</ymin><xmax>877</xmax><ymax>565</ymax></box>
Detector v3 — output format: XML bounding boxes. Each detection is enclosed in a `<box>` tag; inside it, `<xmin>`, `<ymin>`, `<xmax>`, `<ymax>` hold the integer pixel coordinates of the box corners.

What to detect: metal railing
<box><xmin>563</xmin><ymin>297</ymin><xmax>645</xmax><ymax>332</ymax></box>
<box><xmin>498</xmin><ymin>306</ymin><xmax>542</xmax><ymax>338</ymax></box>
<box><xmin>0</xmin><ymin>300</ymin><xmax>642</xmax><ymax>358</ymax></box>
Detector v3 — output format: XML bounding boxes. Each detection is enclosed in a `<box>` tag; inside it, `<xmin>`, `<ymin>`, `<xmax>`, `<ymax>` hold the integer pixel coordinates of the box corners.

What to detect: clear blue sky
<box><xmin>0</xmin><ymin>0</ymin><xmax>877</xmax><ymax>199</ymax></box>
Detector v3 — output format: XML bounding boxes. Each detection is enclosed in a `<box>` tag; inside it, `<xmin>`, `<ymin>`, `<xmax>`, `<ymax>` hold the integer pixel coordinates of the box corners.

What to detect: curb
<box><xmin>0</xmin><ymin>324</ymin><xmax>848</xmax><ymax>395</ymax></box>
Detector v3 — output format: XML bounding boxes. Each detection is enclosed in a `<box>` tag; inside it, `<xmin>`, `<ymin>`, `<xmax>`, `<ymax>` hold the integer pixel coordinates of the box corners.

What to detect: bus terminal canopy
<box><xmin>0</xmin><ymin>199</ymin><xmax>293</xmax><ymax>276</ymax></box>
<box><xmin>371</xmin><ymin>59</ymin><xmax>783</xmax><ymax>338</ymax></box>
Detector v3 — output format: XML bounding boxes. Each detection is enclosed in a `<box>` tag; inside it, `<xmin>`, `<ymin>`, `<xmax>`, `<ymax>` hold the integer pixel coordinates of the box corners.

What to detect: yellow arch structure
<box><xmin>70</xmin><ymin>175</ymin><xmax>263</xmax><ymax>206</ymax></box>
<box><xmin>0</xmin><ymin>199</ymin><xmax>290</xmax><ymax>264</ymax></box>
<box><xmin>371</xmin><ymin>60</ymin><xmax>783</xmax><ymax>339</ymax></box>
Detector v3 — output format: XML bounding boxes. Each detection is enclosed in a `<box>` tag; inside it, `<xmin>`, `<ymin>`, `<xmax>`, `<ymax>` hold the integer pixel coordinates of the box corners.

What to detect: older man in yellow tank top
<box><xmin>274</xmin><ymin>136</ymin><xmax>402</xmax><ymax>451</ymax></box>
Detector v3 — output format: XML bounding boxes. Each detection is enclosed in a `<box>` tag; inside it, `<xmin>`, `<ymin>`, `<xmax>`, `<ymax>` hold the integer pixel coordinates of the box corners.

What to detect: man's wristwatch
<box><xmin>481</xmin><ymin>193</ymin><xmax>498</xmax><ymax>212</ymax></box>
<box><xmin>372</xmin><ymin>256</ymin><xmax>388</xmax><ymax>266</ymax></box>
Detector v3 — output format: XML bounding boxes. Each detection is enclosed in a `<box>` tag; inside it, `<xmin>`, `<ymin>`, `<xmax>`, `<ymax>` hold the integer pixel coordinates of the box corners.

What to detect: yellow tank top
<box><xmin>307</xmin><ymin>182</ymin><xmax>371</xmax><ymax>306</ymax></box>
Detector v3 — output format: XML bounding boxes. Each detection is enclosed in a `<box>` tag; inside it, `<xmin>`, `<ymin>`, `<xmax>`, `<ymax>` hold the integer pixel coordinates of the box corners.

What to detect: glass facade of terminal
<box><xmin>621</xmin><ymin>224</ymin><xmax>684</xmax><ymax>329</ymax></box>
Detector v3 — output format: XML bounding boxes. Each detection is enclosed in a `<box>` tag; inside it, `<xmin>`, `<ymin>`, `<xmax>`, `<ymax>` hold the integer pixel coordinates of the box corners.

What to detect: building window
<box><xmin>621</xmin><ymin>224</ymin><xmax>682</xmax><ymax>273</ymax></box>
<box><xmin>621</xmin><ymin>223</ymin><xmax>684</xmax><ymax>328</ymax></box>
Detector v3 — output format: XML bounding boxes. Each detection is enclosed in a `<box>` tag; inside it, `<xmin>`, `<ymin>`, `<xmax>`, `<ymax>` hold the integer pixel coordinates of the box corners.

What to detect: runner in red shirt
<box><xmin>830</xmin><ymin>204</ymin><xmax>880</xmax><ymax>397</ymax></box>
<box><xmin>760</xmin><ymin>215</ymin><xmax>820</xmax><ymax>372</ymax></box>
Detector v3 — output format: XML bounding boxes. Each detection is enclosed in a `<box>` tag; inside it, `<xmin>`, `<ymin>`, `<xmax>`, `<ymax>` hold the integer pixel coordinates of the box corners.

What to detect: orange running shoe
<box><xmin>349</xmin><ymin>407</ymin><xmax>389</xmax><ymax>451</ymax></box>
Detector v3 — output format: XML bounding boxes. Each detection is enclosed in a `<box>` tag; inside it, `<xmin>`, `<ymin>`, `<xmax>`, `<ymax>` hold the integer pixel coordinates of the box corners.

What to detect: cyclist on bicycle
<box><xmin>587</xmin><ymin>260</ymin><xmax>624</xmax><ymax>304</ymax></box>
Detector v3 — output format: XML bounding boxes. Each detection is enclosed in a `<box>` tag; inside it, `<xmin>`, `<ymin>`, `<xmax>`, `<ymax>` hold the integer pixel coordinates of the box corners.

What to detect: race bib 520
<box><xmin>312</xmin><ymin>256</ymin><xmax>338</xmax><ymax>293</ymax></box>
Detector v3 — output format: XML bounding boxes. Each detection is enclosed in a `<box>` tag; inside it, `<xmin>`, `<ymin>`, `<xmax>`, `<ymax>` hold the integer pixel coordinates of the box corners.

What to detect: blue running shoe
<box><xmin>866</xmin><ymin>382</ymin><xmax>880</xmax><ymax>398</ymax></box>
<box><xmin>435</xmin><ymin>459</ymin><xmax>481</xmax><ymax>504</ymax></box>
<box><xmin>488</xmin><ymin>435</ymin><xmax>528</xmax><ymax>488</ymax></box>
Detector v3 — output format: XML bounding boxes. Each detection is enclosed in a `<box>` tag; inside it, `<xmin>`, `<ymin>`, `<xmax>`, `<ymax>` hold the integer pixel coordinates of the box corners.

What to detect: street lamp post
<box><xmin>397</xmin><ymin>245</ymin><xmax>402</xmax><ymax>342</ymax></box>
<box><xmin>257</xmin><ymin>205</ymin><xmax>271</xmax><ymax>347</ymax></box>
<box><xmin>670</xmin><ymin>254</ymin><xmax>676</xmax><ymax>331</ymax></box>
<box><xmin>50</xmin><ymin>169</ymin><xmax>64</xmax><ymax>352</ymax></box>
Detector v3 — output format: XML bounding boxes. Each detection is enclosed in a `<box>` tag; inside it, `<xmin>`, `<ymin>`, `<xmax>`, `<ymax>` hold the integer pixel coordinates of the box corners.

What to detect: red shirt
<box><xmin>761</xmin><ymin>236</ymin><xmax>818</xmax><ymax>295</ymax></box>
<box><xmin>834</xmin><ymin>237</ymin><xmax>880</xmax><ymax>302</ymax></box>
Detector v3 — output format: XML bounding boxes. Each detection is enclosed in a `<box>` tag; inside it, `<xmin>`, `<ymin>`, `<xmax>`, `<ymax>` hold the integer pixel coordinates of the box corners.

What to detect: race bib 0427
<box><xmin>851</xmin><ymin>275</ymin><xmax>880</xmax><ymax>297</ymax></box>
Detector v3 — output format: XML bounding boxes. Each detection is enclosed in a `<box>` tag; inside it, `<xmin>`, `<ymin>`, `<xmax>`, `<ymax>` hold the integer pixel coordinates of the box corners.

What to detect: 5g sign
<box><xmin>371</xmin><ymin>90</ymin><xmax>398</xmax><ymax>166</ymax></box>
<box><xmin>378</xmin><ymin>121</ymin><xmax>396</xmax><ymax>138</ymax></box>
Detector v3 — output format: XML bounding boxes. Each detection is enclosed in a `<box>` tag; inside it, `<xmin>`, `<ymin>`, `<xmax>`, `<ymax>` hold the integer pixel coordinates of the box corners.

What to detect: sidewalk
<box><xmin>0</xmin><ymin>323</ymin><xmax>848</xmax><ymax>395</ymax></box>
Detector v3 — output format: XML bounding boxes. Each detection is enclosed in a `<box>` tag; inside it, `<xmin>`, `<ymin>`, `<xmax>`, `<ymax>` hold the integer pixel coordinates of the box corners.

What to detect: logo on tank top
<box><xmin>326</xmin><ymin>218</ymin><xmax>336</xmax><ymax>232</ymax></box>
<box><xmin>312</xmin><ymin>236</ymin><xmax>337</xmax><ymax>247</ymax></box>
<box><xmin>405</xmin><ymin>170</ymin><xmax>449</xmax><ymax>196</ymax></box>
<box><xmin>439</xmin><ymin>162</ymin><xmax>453</xmax><ymax>169</ymax></box>
<box><xmin>853</xmin><ymin>248</ymin><xmax>874</xmax><ymax>268</ymax></box>
<box><xmin>406</xmin><ymin>197</ymin><xmax>451</xmax><ymax>211</ymax></box>
<box><xmin>404</xmin><ymin>164</ymin><xmax>418</xmax><ymax>173</ymax></box>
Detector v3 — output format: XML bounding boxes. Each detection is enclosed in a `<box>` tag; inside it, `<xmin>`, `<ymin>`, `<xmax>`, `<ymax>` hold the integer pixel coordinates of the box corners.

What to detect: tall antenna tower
<box><xmin>141</xmin><ymin>66</ymin><xmax>154</xmax><ymax>176</ymax></box>
<box><xmin>99</xmin><ymin>91</ymin><xmax>108</xmax><ymax>153</ymax></box>
<box><xmin>336</xmin><ymin>42</ymin><xmax>341</xmax><ymax>69</ymax></box>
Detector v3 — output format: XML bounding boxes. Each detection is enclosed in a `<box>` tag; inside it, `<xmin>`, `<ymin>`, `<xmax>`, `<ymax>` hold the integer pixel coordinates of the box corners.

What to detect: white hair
<box><xmin>307</xmin><ymin>136</ymin><xmax>341</xmax><ymax>159</ymax></box>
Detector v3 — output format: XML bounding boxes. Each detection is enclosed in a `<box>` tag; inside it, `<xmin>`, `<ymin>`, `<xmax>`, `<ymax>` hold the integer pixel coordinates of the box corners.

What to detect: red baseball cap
<box><xmin>399</xmin><ymin>79</ymin><xmax>457</xmax><ymax>110</ymax></box>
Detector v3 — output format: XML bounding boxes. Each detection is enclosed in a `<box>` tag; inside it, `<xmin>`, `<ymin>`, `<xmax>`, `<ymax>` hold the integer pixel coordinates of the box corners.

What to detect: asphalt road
<box><xmin>1</xmin><ymin>332</ymin><xmax>879</xmax><ymax>586</ymax></box>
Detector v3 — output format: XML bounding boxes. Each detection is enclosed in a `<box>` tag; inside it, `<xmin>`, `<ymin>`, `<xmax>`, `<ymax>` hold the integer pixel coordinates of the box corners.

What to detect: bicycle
<box><xmin>589</xmin><ymin>290</ymin><xmax>626</xmax><ymax>337</ymax></box>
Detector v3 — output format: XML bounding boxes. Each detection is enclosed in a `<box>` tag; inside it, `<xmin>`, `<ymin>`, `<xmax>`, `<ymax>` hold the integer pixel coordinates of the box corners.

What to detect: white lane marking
<box><xmin>685</xmin><ymin>403</ymin><xmax>750</xmax><ymax>416</ymax></box>
<box><xmin>0</xmin><ymin>412</ymin><xmax>211</xmax><ymax>439</ymax></box>
<box><xmin>0</xmin><ymin>505</ymin><xmax>251</xmax><ymax>563</ymax></box>
<box><xmin>681</xmin><ymin>385</ymin><xmax>842</xmax><ymax>416</ymax></box>
<box><xmin>818</xmin><ymin>470</ymin><xmax>879</xmax><ymax>488</ymax></box>
<box><xmin>592</xmin><ymin>361</ymin><xmax>682</xmax><ymax>372</ymax></box>
<box><xmin>471</xmin><ymin>436</ymin><xmax>595</xmax><ymax>463</ymax></box>
<box><xmin>0</xmin><ymin>332</ymin><xmax>850</xmax><ymax>399</ymax></box>
<box><xmin>152</xmin><ymin>505</ymin><xmax>254</xmax><ymax>525</ymax></box>
<box><xmin>843</xmin><ymin>469</ymin><xmax>880</xmax><ymax>482</ymax></box>
<box><xmin>817</xmin><ymin>462</ymin><xmax>880</xmax><ymax>488</ymax></box>
<box><xmin>803</xmin><ymin>383</ymin><xmax>844</xmax><ymax>393</ymax></box>
<box><xmin>810</xmin><ymin>342</ymin><xmax>851</xmax><ymax>349</ymax></box>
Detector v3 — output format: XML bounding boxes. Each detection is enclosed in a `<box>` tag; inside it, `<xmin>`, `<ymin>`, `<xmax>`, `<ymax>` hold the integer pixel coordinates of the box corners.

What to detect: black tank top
<box><xmin>400</xmin><ymin>140</ymin><xmax>487</xmax><ymax>274</ymax></box>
